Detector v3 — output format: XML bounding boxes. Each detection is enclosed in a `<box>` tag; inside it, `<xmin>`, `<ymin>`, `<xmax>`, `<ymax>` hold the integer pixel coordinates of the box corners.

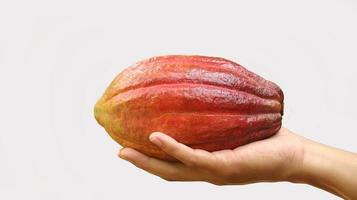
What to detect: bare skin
<box><xmin>118</xmin><ymin>128</ymin><xmax>357</xmax><ymax>199</ymax></box>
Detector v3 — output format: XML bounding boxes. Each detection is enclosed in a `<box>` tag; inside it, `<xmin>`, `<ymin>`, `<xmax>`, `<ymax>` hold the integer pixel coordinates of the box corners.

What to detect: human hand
<box><xmin>118</xmin><ymin>127</ymin><xmax>305</xmax><ymax>185</ymax></box>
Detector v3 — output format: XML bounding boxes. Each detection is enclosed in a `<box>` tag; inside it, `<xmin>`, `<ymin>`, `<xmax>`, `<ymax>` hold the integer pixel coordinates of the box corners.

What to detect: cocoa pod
<box><xmin>94</xmin><ymin>55</ymin><xmax>284</xmax><ymax>160</ymax></box>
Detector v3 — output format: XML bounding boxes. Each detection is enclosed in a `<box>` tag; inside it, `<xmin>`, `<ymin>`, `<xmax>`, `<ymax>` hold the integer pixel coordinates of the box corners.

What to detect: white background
<box><xmin>1</xmin><ymin>0</ymin><xmax>356</xmax><ymax>199</ymax></box>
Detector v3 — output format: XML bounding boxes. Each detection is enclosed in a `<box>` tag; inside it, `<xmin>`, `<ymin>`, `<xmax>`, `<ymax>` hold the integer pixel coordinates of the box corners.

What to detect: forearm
<box><xmin>289</xmin><ymin>137</ymin><xmax>357</xmax><ymax>199</ymax></box>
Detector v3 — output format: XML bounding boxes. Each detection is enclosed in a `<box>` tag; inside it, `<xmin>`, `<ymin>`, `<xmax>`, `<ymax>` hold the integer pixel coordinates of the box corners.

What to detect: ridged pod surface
<box><xmin>94</xmin><ymin>55</ymin><xmax>284</xmax><ymax>160</ymax></box>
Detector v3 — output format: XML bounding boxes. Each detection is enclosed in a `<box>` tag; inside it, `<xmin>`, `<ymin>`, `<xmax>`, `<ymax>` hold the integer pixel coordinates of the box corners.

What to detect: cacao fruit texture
<box><xmin>94</xmin><ymin>55</ymin><xmax>284</xmax><ymax>160</ymax></box>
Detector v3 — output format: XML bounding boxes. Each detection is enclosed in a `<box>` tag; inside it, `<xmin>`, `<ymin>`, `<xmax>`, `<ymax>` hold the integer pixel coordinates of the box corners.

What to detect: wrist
<box><xmin>286</xmin><ymin>138</ymin><xmax>321</xmax><ymax>184</ymax></box>
<box><xmin>287</xmin><ymin>136</ymin><xmax>357</xmax><ymax>199</ymax></box>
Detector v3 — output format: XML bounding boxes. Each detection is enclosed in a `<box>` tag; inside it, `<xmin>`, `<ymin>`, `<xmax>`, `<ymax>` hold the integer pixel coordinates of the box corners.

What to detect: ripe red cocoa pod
<box><xmin>94</xmin><ymin>55</ymin><xmax>284</xmax><ymax>161</ymax></box>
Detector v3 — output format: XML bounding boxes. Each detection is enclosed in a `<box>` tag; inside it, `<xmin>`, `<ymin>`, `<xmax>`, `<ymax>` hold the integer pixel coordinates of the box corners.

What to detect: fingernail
<box><xmin>149</xmin><ymin>133</ymin><xmax>162</xmax><ymax>147</ymax></box>
<box><xmin>118</xmin><ymin>149</ymin><xmax>128</xmax><ymax>160</ymax></box>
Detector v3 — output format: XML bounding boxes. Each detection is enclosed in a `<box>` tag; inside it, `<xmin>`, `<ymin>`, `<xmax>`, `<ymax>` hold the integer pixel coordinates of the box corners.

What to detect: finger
<box><xmin>149</xmin><ymin>132</ymin><xmax>218</xmax><ymax>169</ymax></box>
<box><xmin>118</xmin><ymin>148</ymin><xmax>203</xmax><ymax>181</ymax></box>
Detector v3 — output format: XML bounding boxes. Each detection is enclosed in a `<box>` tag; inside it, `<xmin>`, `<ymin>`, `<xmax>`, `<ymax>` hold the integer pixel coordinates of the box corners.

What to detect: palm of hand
<box><xmin>119</xmin><ymin>128</ymin><xmax>305</xmax><ymax>185</ymax></box>
<box><xmin>213</xmin><ymin>128</ymin><xmax>305</xmax><ymax>184</ymax></box>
